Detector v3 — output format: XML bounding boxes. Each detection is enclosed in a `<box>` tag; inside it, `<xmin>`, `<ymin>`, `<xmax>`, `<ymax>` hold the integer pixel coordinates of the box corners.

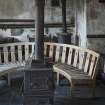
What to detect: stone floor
<box><xmin>0</xmin><ymin>79</ymin><xmax>105</xmax><ymax>105</ymax></box>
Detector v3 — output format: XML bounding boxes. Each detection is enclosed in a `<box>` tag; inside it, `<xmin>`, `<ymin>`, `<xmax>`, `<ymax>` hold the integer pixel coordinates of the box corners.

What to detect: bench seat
<box><xmin>0</xmin><ymin>62</ymin><xmax>24</xmax><ymax>75</ymax></box>
<box><xmin>53</xmin><ymin>63</ymin><xmax>91</xmax><ymax>82</ymax></box>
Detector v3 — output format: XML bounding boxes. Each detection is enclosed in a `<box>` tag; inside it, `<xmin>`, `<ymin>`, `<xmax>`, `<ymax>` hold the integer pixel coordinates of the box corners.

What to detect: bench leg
<box><xmin>70</xmin><ymin>82</ymin><xmax>74</xmax><ymax>98</ymax></box>
<box><xmin>8</xmin><ymin>73</ymin><xmax>11</xmax><ymax>86</ymax></box>
<box><xmin>91</xmin><ymin>81</ymin><xmax>96</xmax><ymax>97</ymax></box>
<box><xmin>56</xmin><ymin>72</ymin><xmax>60</xmax><ymax>86</ymax></box>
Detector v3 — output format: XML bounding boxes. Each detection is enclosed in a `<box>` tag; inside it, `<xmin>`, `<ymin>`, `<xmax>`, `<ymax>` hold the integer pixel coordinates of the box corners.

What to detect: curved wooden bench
<box><xmin>0</xmin><ymin>42</ymin><xmax>34</xmax><ymax>85</ymax></box>
<box><xmin>44</xmin><ymin>42</ymin><xmax>100</xmax><ymax>97</ymax></box>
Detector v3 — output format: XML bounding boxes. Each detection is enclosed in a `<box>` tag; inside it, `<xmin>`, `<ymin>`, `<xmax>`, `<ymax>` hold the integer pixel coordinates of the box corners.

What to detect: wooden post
<box><xmin>76</xmin><ymin>0</ymin><xmax>87</xmax><ymax>48</ymax></box>
<box><xmin>35</xmin><ymin>0</ymin><xmax>45</xmax><ymax>62</ymax></box>
<box><xmin>61</xmin><ymin>0</ymin><xmax>67</xmax><ymax>33</ymax></box>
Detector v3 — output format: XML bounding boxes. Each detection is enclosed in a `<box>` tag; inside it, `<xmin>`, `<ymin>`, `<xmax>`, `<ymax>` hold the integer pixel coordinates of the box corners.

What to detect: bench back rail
<box><xmin>0</xmin><ymin>42</ymin><xmax>34</xmax><ymax>65</ymax></box>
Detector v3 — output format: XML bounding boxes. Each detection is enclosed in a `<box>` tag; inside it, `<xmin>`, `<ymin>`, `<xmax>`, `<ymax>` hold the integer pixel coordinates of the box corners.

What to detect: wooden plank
<box><xmin>67</xmin><ymin>47</ymin><xmax>73</xmax><ymax>65</ymax></box>
<box><xmin>32</xmin><ymin>44</ymin><xmax>34</xmax><ymax>53</ymax></box>
<box><xmin>31</xmin><ymin>44</ymin><xmax>35</xmax><ymax>59</ymax></box>
<box><xmin>0</xmin><ymin>49</ymin><xmax>1</xmax><ymax>64</ymax></box>
<box><xmin>92</xmin><ymin>57</ymin><xmax>99</xmax><ymax>79</ymax></box>
<box><xmin>0</xmin><ymin>42</ymin><xmax>34</xmax><ymax>49</ymax></box>
<box><xmin>49</xmin><ymin>45</ymin><xmax>54</xmax><ymax>58</ymax></box>
<box><xmin>25</xmin><ymin>45</ymin><xmax>29</xmax><ymax>61</ymax></box>
<box><xmin>11</xmin><ymin>46</ymin><xmax>15</xmax><ymax>63</ymax></box>
<box><xmin>79</xmin><ymin>50</ymin><xmax>84</xmax><ymax>70</ymax></box>
<box><xmin>55</xmin><ymin>46</ymin><xmax>60</xmax><ymax>62</ymax></box>
<box><xmin>44</xmin><ymin>44</ymin><xmax>47</xmax><ymax>56</ymax></box>
<box><xmin>0</xmin><ymin>19</ymin><xmax>73</xmax><ymax>28</ymax></box>
<box><xmin>84</xmin><ymin>53</ymin><xmax>90</xmax><ymax>73</ymax></box>
<box><xmin>18</xmin><ymin>45</ymin><xmax>22</xmax><ymax>62</ymax></box>
<box><xmin>89</xmin><ymin>56</ymin><xmax>96</xmax><ymax>76</ymax></box>
<box><xmin>61</xmin><ymin>46</ymin><xmax>66</xmax><ymax>63</ymax></box>
<box><xmin>3</xmin><ymin>46</ymin><xmax>8</xmax><ymax>63</ymax></box>
<box><xmin>87</xmin><ymin>34</ymin><xmax>105</xmax><ymax>38</ymax></box>
<box><xmin>73</xmin><ymin>49</ymin><xmax>79</xmax><ymax>67</ymax></box>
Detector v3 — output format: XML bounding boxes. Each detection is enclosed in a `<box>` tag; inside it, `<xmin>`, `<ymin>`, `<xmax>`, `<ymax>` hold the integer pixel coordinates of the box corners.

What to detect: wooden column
<box><xmin>76</xmin><ymin>0</ymin><xmax>87</xmax><ymax>48</ymax></box>
<box><xmin>61</xmin><ymin>0</ymin><xmax>67</xmax><ymax>33</ymax></box>
<box><xmin>35</xmin><ymin>0</ymin><xmax>45</xmax><ymax>62</ymax></box>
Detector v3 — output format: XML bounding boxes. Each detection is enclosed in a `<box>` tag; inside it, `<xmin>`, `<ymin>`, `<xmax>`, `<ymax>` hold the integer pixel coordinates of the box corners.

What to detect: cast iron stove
<box><xmin>24</xmin><ymin>60</ymin><xmax>54</xmax><ymax>105</ymax></box>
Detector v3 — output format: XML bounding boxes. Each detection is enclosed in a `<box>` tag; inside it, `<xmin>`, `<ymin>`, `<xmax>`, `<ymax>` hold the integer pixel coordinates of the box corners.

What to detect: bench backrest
<box><xmin>0</xmin><ymin>42</ymin><xmax>100</xmax><ymax>79</ymax></box>
<box><xmin>0</xmin><ymin>42</ymin><xmax>34</xmax><ymax>64</ymax></box>
<box><xmin>44</xmin><ymin>42</ymin><xmax>100</xmax><ymax>79</ymax></box>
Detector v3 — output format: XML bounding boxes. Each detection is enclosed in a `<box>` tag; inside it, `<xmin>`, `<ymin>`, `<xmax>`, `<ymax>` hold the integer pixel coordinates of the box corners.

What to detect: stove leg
<box><xmin>49</xmin><ymin>96</ymin><xmax>54</xmax><ymax>105</ymax></box>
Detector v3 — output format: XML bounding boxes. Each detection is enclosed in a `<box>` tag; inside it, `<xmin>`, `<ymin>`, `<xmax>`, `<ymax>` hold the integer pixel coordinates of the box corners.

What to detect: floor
<box><xmin>0</xmin><ymin>78</ymin><xmax>105</xmax><ymax>105</ymax></box>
